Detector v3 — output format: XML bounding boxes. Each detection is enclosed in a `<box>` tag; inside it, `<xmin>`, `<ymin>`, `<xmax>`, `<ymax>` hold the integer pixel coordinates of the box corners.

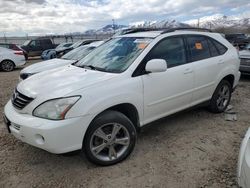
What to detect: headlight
<box><xmin>33</xmin><ymin>96</ymin><xmax>80</xmax><ymax>120</ymax></box>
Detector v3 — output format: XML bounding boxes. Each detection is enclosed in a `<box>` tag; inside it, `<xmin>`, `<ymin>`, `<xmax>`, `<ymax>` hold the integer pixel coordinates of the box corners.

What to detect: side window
<box><xmin>187</xmin><ymin>36</ymin><xmax>210</xmax><ymax>61</ymax></box>
<box><xmin>30</xmin><ymin>40</ymin><xmax>36</xmax><ymax>47</ymax></box>
<box><xmin>146</xmin><ymin>37</ymin><xmax>186</xmax><ymax>68</ymax></box>
<box><xmin>212</xmin><ymin>39</ymin><xmax>227</xmax><ymax>55</ymax></box>
<box><xmin>207</xmin><ymin>38</ymin><xmax>220</xmax><ymax>57</ymax></box>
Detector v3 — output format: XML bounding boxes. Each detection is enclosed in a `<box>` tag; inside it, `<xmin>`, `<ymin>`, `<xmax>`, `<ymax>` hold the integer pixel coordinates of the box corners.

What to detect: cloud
<box><xmin>0</xmin><ymin>0</ymin><xmax>249</xmax><ymax>36</ymax></box>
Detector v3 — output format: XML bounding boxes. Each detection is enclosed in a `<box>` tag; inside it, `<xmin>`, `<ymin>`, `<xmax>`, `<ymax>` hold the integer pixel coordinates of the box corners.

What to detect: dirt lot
<box><xmin>0</xmin><ymin>60</ymin><xmax>250</xmax><ymax>188</ymax></box>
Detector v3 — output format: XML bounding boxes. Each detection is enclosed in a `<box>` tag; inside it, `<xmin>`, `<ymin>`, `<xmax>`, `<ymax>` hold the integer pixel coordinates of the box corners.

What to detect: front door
<box><xmin>141</xmin><ymin>36</ymin><xmax>194</xmax><ymax>124</ymax></box>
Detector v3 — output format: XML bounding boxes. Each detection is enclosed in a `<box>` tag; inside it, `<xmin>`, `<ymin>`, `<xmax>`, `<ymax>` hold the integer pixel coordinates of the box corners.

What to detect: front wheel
<box><xmin>208</xmin><ymin>80</ymin><xmax>232</xmax><ymax>113</ymax></box>
<box><xmin>83</xmin><ymin>110</ymin><xmax>137</xmax><ymax>166</ymax></box>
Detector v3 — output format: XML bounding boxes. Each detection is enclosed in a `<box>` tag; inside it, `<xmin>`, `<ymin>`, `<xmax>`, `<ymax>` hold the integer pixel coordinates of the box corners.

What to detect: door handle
<box><xmin>183</xmin><ymin>68</ymin><xmax>193</xmax><ymax>74</ymax></box>
<box><xmin>218</xmin><ymin>59</ymin><xmax>224</xmax><ymax>64</ymax></box>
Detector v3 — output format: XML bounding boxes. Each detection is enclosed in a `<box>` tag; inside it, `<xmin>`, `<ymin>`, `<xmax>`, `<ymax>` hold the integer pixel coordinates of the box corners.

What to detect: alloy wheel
<box><xmin>216</xmin><ymin>84</ymin><xmax>230</xmax><ymax>110</ymax></box>
<box><xmin>90</xmin><ymin>123</ymin><xmax>130</xmax><ymax>162</ymax></box>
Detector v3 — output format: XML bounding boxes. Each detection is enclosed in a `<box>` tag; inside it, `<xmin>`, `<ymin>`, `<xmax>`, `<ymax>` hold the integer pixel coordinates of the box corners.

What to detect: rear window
<box><xmin>212</xmin><ymin>39</ymin><xmax>227</xmax><ymax>55</ymax></box>
<box><xmin>207</xmin><ymin>39</ymin><xmax>220</xmax><ymax>57</ymax></box>
<box><xmin>187</xmin><ymin>36</ymin><xmax>210</xmax><ymax>62</ymax></box>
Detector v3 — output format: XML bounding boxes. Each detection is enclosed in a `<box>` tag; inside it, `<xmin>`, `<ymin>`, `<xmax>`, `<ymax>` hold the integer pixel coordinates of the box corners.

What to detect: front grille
<box><xmin>241</xmin><ymin>58</ymin><xmax>250</xmax><ymax>66</ymax></box>
<box><xmin>11</xmin><ymin>89</ymin><xmax>34</xmax><ymax>110</ymax></box>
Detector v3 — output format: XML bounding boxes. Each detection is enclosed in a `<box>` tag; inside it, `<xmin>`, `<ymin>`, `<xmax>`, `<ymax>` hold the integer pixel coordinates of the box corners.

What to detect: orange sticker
<box><xmin>138</xmin><ymin>43</ymin><xmax>148</xmax><ymax>49</ymax></box>
<box><xmin>195</xmin><ymin>42</ymin><xmax>203</xmax><ymax>50</ymax></box>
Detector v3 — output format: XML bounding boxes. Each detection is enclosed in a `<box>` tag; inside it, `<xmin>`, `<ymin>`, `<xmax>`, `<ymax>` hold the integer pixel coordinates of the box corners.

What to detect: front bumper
<box><xmin>238</xmin><ymin>128</ymin><xmax>250</xmax><ymax>188</ymax></box>
<box><xmin>4</xmin><ymin>101</ymin><xmax>93</xmax><ymax>154</ymax></box>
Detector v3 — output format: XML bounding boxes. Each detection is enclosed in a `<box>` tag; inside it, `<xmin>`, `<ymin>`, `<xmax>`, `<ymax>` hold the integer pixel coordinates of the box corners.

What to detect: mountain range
<box><xmin>84</xmin><ymin>14</ymin><xmax>250</xmax><ymax>35</ymax></box>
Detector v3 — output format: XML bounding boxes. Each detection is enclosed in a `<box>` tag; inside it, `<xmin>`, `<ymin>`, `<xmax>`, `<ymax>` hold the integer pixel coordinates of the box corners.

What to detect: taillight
<box><xmin>14</xmin><ymin>51</ymin><xmax>24</xmax><ymax>55</ymax></box>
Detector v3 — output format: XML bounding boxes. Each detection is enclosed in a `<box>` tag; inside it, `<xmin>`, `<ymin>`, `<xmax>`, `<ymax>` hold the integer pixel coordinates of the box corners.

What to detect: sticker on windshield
<box><xmin>195</xmin><ymin>42</ymin><xmax>203</xmax><ymax>50</ymax></box>
<box><xmin>138</xmin><ymin>43</ymin><xmax>148</xmax><ymax>49</ymax></box>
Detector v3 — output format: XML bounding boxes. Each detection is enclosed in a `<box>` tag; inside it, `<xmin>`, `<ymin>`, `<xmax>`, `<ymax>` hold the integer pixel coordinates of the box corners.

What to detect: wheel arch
<box><xmin>1</xmin><ymin>59</ymin><xmax>16</xmax><ymax>66</ymax></box>
<box><xmin>221</xmin><ymin>74</ymin><xmax>235</xmax><ymax>88</ymax></box>
<box><xmin>88</xmin><ymin>103</ymin><xmax>140</xmax><ymax>133</ymax></box>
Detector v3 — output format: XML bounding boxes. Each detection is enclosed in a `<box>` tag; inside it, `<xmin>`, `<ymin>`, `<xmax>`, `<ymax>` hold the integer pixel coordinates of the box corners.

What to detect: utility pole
<box><xmin>4</xmin><ymin>32</ymin><xmax>7</xmax><ymax>43</ymax></box>
<box><xmin>112</xmin><ymin>19</ymin><xmax>115</xmax><ymax>34</ymax></box>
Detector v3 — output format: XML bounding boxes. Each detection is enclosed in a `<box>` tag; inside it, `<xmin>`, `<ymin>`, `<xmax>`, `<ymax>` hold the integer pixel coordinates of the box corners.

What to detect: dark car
<box><xmin>0</xmin><ymin>43</ymin><xmax>28</xmax><ymax>59</ymax></box>
<box><xmin>21</xmin><ymin>38</ymin><xmax>58</xmax><ymax>59</ymax></box>
<box><xmin>239</xmin><ymin>44</ymin><xmax>250</xmax><ymax>75</ymax></box>
<box><xmin>225</xmin><ymin>34</ymin><xmax>250</xmax><ymax>50</ymax></box>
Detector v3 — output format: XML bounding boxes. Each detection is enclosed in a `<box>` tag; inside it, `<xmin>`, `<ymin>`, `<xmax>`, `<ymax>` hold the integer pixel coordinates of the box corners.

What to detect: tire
<box><xmin>50</xmin><ymin>53</ymin><xmax>56</xmax><ymax>59</ymax></box>
<box><xmin>83</xmin><ymin>110</ymin><xmax>137</xmax><ymax>166</ymax></box>
<box><xmin>0</xmin><ymin>60</ymin><xmax>15</xmax><ymax>72</ymax></box>
<box><xmin>208</xmin><ymin>80</ymin><xmax>232</xmax><ymax>113</ymax></box>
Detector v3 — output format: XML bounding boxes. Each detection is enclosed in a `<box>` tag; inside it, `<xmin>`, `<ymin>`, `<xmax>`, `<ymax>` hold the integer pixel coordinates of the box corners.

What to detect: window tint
<box><xmin>207</xmin><ymin>38</ymin><xmax>220</xmax><ymax>57</ymax></box>
<box><xmin>187</xmin><ymin>36</ymin><xmax>210</xmax><ymax>61</ymax></box>
<box><xmin>146</xmin><ymin>37</ymin><xmax>186</xmax><ymax>68</ymax></box>
<box><xmin>212</xmin><ymin>39</ymin><xmax>227</xmax><ymax>55</ymax></box>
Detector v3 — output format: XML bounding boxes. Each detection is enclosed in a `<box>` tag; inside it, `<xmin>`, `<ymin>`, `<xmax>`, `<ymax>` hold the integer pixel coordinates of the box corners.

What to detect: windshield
<box><xmin>23</xmin><ymin>40</ymin><xmax>31</xmax><ymax>46</ymax></box>
<box><xmin>55</xmin><ymin>43</ymin><xmax>66</xmax><ymax>50</ymax></box>
<box><xmin>70</xmin><ymin>40</ymin><xmax>83</xmax><ymax>49</ymax></box>
<box><xmin>61</xmin><ymin>46</ymin><xmax>96</xmax><ymax>60</ymax></box>
<box><xmin>76</xmin><ymin>37</ymin><xmax>152</xmax><ymax>73</ymax></box>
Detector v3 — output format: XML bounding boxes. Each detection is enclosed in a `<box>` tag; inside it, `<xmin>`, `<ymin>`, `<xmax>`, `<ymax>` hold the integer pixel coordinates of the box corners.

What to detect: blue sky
<box><xmin>0</xmin><ymin>0</ymin><xmax>249</xmax><ymax>36</ymax></box>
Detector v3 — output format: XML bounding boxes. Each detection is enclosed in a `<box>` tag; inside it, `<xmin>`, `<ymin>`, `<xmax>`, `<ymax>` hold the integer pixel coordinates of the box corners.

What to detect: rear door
<box><xmin>186</xmin><ymin>35</ymin><xmax>225</xmax><ymax>104</ymax></box>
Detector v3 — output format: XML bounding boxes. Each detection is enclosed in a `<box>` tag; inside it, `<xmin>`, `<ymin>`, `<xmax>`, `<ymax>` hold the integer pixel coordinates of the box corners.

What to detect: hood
<box><xmin>17</xmin><ymin>65</ymin><xmax>117</xmax><ymax>98</ymax></box>
<box><xmin>20</xmin><ymin>58</ymin><xmax>75</xmax><ymax>74</ymax></box>
<box><xmin>239</xmin><ymin>50</ymin><xmax>250</xmax><ymax>58</ymax></box>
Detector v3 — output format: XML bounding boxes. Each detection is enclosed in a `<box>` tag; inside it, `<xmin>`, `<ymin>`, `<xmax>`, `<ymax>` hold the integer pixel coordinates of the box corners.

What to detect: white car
<box><xmin>19</xmin><ymin>41</ymin><xmax>104</xmax><ymax>80</ymax></box>
<box><xmin>0</xmin><ymin>47</ymin><xmax>26</xmax><ymax>71</ymax></box>
<box><xmin>4</xmin><ymin>28</ymin><xmax>241</xmax><ymax>165</ymax></box>
<box><xmin>238</xmin><ymin>128</ymin><xmax>250</xmax><ymax>188</ymax></box>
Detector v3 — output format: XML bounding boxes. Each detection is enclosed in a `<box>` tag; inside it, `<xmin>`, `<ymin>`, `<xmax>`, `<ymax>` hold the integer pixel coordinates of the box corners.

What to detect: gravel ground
<box><xmin>0</xmin><ymin>60</ymin><xmax>250</xmax><ymax>188</ymax></box>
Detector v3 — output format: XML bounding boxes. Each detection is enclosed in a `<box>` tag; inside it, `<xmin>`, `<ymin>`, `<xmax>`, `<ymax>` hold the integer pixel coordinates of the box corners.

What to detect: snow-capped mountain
<box><xmin>184</xmin><ymin>14</ymin><xmax>250</xmax><ymax>29</ymax></box>
<box><xmin>83</xmin><ymin>15</ymin><xmax>250</xmax><ymax>35</ymax></box>
<box><xmin>129</xmin><ymin>20</ymin><xmax>189</xmax><ymax>28</ymax></box>
<box><xmin>84</xmin><ymin>24</ymin><xmax>127</xmax><ymax>35</ymax></box>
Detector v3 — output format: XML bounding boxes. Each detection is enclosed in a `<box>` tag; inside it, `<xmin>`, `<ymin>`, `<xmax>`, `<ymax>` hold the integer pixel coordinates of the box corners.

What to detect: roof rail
<box><xmin>121</xmin><ymin>27</ymin><xmax>169</xmax><ymax>35</ymax></box>
<box><xmin>161</xmin><ymin>27</ymin><xmax>212</xmax><ymax>34</ymax></box>
<box><xmin>119</xmin><ymin>27</ymin><xmax>213</xmax><ymax>35</ymax></box>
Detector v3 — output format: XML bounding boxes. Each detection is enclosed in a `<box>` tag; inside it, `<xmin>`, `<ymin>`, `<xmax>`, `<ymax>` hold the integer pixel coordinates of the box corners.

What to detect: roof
<box><xmin>116</xmin><ymin>31</ymin><xmax>163</xmax><ymax>38</ymax></box>
<box><xmin>116</xmin><ymin>27</ymin><xmax>214</xmax><ymax>38</ymax></box>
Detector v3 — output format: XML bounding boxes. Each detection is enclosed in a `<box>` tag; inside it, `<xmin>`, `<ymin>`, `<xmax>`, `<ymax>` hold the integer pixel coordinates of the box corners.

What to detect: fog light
<box><xmin>35</xmin><ymin>134</ymin><xmax>45</xmax><ymax>145</ymax></box>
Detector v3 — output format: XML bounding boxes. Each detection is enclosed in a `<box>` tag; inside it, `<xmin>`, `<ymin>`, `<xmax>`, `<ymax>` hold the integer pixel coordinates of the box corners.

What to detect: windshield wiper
<box><xmin>80</xmin><ymin>65</ymin><xmax>111</xmax><ymax>72</ymax></box>
<box><xmin>81</xmin><ymin>65</ymin><xmax>97</xmax><ymax>70</ymax></box>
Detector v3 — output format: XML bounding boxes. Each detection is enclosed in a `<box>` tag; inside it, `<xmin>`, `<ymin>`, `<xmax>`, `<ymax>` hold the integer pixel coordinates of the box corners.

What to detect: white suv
<box><xmin>4</xmin><ymin>28</ymin><xmax>241</xmax><ymax>165</ymax></box>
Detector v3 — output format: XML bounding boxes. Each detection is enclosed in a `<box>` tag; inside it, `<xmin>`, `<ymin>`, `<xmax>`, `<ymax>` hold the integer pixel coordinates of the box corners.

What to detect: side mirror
<box><xmin>145</xmin><ymin>59</ymin><xmax>167</xmax><ymax>73</ymax></box>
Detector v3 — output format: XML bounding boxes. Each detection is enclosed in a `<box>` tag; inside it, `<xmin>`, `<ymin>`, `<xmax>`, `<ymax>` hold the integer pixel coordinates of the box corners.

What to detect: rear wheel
<box><xmin>0</xmin><ymin>60</ymin><xmax>15</xmax><ymax>72</ymax></box>
<box><xmin>208</xmin><ymin>80</ymin><xmax>232</xmax><ymax>113</ymax></box>
<box><xmin>83</xmin><ymin>110</ymin><xmax>137</xmax><ymax>166</ymax></box>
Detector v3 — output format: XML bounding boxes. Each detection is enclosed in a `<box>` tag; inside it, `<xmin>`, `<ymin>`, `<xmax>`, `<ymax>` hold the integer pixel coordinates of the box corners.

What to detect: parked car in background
<box><xmin>225</xmin><ymin>33</ymin><xmax>250</xmax><ymax>50</ymax></box>
<box><xmin>239</xmin><ymin>44</ymin><xmax>250</xmax><ymax>74</ymax></box>
<box><xmin>4</xmin><ymin>28</ymin><xmax>240</xmax><ymax>165</ymax></box>
<box><xmin>0</xmin><ymin>43</ymin><xmax>28</xmax><ymax>60</ymax></box>
<box><xmin>55</xmin><ymin>39</ymin><xmax>99</xmax><ymax>56</ymax></box>
<box><xmin>20</xmin><ymin>41</ymin><xmax>104</xmax><ymax>80</ymax></box>
<box><xmin>0</xmin><ymin>47</ymin><xmax>25</xmax><ymax>71</ymax></box>
<box><xmin>238</xmin><ymin>128</ymin><xmax>250</xmax><ymax>188</ymax></box>
<box><xmin>41</xmin><ymin>42</ymin><xmax>73</xmax><ymax>60</ymax></box>
<box><xmin>21</xmin><ymin>38</ymin><xmax>57</xmax><ymax>59</ymax></box>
